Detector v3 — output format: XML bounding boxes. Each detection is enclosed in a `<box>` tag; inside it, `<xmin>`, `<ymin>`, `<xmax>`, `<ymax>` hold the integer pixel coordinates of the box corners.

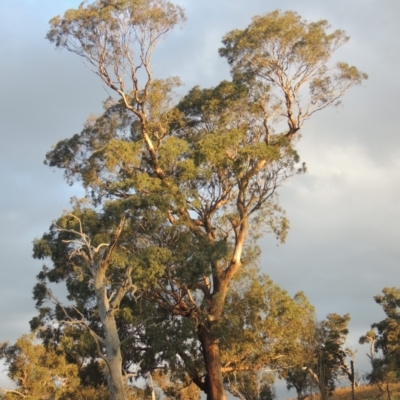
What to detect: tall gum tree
<box><xmin>40</xmin><ymin>1</ymin><xmax>185</xmax><ymax>399</ymax></box>
<box><xmin>42</xmin><ymin>4</ymin><xmax>367</xmax><ymax>400</ymax></box>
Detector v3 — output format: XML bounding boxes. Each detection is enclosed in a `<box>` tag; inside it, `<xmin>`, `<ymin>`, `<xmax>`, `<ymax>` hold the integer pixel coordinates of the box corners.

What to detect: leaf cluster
<box><xmin>220</xmin><ymin>10</ymin><xmax>367</xmax><ymax>133</ymax></box>
<box><xmin>220</xmin><ymin>266</ymin><xmax>316</xmax><ymax>373</ymax></box>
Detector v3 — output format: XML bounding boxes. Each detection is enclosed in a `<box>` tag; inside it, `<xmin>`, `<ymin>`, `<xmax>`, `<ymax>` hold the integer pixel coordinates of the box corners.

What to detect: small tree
<box><xmin>33</xmin><ymin>208</ymin><xmax>138</xmax><ymax>399</ymax></box>
<box><xmin>360</xmin><ymin>288</ymin><xmax>400</xmax><ymax>398</ymax></box>
<box><xmin>0</xmin><ymin>334</ymin><xmax>79</xmax><ymax>399</ymax></box>
<box><xmin>284</xmin><ymin>313</ymin><xmax>352</xmax><ymax>400</ymax></box>
<box><xmin>32</xmin><ymin>200</ymin><xmax>188</xmax><ymax>399</ymax></box>
<box><xmin>224</xmin><ymin>371</ymin><xmax>275</xmax><ymax>400</ymax></box>
<box><xmin>220</xmin><ymin>269</ymin><xmax>316</xmax><ymax>376</ymax></box>
<box><xmin>150</xmin><ymin>370</ymin><xmax>201</xmax><ymax>399</ymax></box>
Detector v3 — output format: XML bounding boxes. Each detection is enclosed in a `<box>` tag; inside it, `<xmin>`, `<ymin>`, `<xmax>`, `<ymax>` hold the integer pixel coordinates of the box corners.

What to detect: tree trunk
<box><xmin>95</xmin><ymin>276</ymin><xmax>127</xmax><ymax>400</ymax></box>
<box><xmin>198</xmin><ymin>325</ymin><xmax>227</xmax><ymax>400</ymax></box>
<box><xmin>103</xmin><ymin>315</ymin><xmax>126</xmax><ymax>400</ymax></box>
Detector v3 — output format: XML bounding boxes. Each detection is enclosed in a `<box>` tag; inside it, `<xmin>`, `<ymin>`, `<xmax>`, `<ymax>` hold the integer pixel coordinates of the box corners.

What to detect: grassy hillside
<box><xmin>294</xmin><ymin>383</ymin><xmax>400</xmax><ymax>400</ymax></box>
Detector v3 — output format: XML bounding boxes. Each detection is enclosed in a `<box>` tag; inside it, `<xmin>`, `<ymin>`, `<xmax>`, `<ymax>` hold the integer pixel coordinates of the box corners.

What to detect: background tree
<box><xmin>43</xmin><ymin>4</ymin><xmax>366</xmax><ymax>399</ymax></box>
<box><xmin>0</xmin><ymin>332</ymin><xmax>147</xmax><ymax>400</ymax></box>
<box><xmin>284</xmin><ymin>313</ymin><xmax>352</xmax><ymax>400</ymax></box>
<box><xmin>220</xmin><ymin>268</ymin><xmax>316</xmax><ymax>377</ymax></box>
<box><xmin>360</xmin><ymin>288</ymin><xmax>400</xmax><ymax>398</ymax></box>
<box><xmin>150</xmin><ymin>370</ymin><xmax>201</xmax><ymax>399</ymax></box>
<box><xmin>283</xmin><ymin>317</ymin><xmax>317</xmax><ymax>400</ymax></box>
<box><xmin>314</xmin><ymin>313</ymin><xmax>351</xmax><ymax>399</ymax></box>
<box><xmin>224</xmin><ymin>371</ymin><xmax>275</xmax><ymax>400</ymax></box>
<box><xmin>0</xmin><ymin>334</ymin><xmax>79</xmax><ymax>399</ymax></box>
<box><xmin>285</xmin><ymin>366</ymin><xmax>313</xmax><ymax>400</ymax></box>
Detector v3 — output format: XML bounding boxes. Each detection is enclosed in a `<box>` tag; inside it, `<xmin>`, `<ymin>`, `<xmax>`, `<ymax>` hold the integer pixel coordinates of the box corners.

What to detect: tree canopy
<box><xmin>219</xmin><ymin>10</ymin><xmax>367</xmax><ymax>138</ymax></box>
<box><xmin>2</xmin><ymin>3</ymin><xmax>368</xmax><ymax>400</ymax></box>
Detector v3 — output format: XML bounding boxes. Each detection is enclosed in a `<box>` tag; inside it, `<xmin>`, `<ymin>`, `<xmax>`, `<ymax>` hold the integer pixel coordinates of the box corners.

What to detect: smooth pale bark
<box><xmin>51</xmin><ymin>215</ymin><xmax>131</xmax><ymax>400</ymax></box>
<box><xmin>95</xmin><ymin>273</ymin><xmax>126</xmax><ymax>400</ymax></box>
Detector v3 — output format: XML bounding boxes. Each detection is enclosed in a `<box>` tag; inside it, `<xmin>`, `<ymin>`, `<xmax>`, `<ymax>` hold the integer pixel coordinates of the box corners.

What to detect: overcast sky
<box><xmin>1</xmin><ymin>0</ymin><xmax>399</xmax><ymax>396</ymax></box>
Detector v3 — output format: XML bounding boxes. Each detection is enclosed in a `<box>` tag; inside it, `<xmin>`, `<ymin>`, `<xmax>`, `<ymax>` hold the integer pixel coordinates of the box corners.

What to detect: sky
<box><xmin>0</xmin><ymin>0</ymin><xmax>399</xmax><ymax>396</ymax></box>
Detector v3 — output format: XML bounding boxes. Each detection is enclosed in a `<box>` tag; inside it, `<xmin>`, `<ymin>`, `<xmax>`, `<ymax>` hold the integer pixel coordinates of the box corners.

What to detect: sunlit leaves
<box><xmin>220</xmin><ymin>10</ymin><xmax>367</xmax><ymax>131</ymax></box>
<box><xmin>221</xmin><ymin>266</ymin><xmax>316</xmax><ymax>373</ymax></box>
<box><xmin>47</xmin><ymin>0</ymin><xmax>185</xmax><ymax>96</ymax></box>
<box><xmin>0</xmin><ymin>334</ymin><xmax>80</xmax><ymax>399</ymax></box>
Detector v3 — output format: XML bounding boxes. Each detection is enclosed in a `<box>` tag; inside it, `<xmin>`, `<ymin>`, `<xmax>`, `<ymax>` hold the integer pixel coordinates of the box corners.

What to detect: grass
<box><xmin>331</xmin><ymin>383</ymin><xmax>400</xmax><ymax>400</ymax></box>
<box><xmin>287</xmin><ymin>383</ymin><xmax>400</xmax><ymax>400</ymax></box>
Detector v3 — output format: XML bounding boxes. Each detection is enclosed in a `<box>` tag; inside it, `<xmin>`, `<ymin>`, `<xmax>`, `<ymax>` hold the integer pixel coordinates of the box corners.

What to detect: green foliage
<box><xmin>221</xmin><ymin>266</ymin><xmax>316</xmax><ymax>373</ymax></box>
<box><xmin>151</xmin><ymin>370</ymin><xmax>201</xmax><ymax>399</ymax></box>
<box><xmin>30</xmin><ymin>202</ymin><xmax>178</xmax><ymax>381</ymax></box>
<box><xmin>360</xmin><ymin>288</ymin><xmax>400</xmax><ymax>392</ymax></box>
<box><xmin>0</xmin><ymin>334</ymin><xmax>79</xmax><ymax>399</ymax></box>
<box><xmin>47</xmin><ymin>0</ymin><xmax>185</xmax><ymax>79</ymax></box>
<box><xmin>225</xmin><ymin>371</ymin><xmax>276</xmax><ymax>400</ymax></box>
<box><xmin>316</xmin><ymin>313</ymin><xmax>351</xmax><ymax>397</ymax></box>
<box><xmin>220</xmin><ymin>10</ymin><xmax>367</xmax><ymax>134</ymax></box>
<box><xmin>0</xmin><ymin>332</ymin><xmax>146</xmax><ymax>399</ymax></box>
<box><xmin>284</xmin><ymin>313</ymin><xmax>352</xmax><ymax>400</ymax></box>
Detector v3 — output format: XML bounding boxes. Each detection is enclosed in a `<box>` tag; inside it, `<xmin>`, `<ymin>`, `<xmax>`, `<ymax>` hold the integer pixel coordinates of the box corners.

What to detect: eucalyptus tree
<box><xmin>360</xmin><ymin>288</ymin><xmax>400</xmax><ymax>395</ymax></box>
<box><xmin>32</xmin><ymin>203</ymin><xmax>162</xmax><ymax>400</ymax></box>
<box><xmin>221</xmin><ymin>269</ymin><xmax>315</xmax><ymax>399</ymax></box>
<box><xmin>284</xmin><ymin>313</ymin><xmax>352</xmax><ymax>400</ymax></box>
<box><xmin>314</xmin><ymin>314</ymin><xmax>352</xmax><ymax>399</ymax></box>
<box><xmin>39</xmin><ymin>1</ymin><xmax>185</xmax><ymax>399</ymax></box>
<box><xmin>40</xmin><ymin>3</ymin><xmax>367</xmax><ymax>399</ymax></box>
<box><xmin>0</xmin><ymin>334</ymin><xmax>80</xmax><ymax>399</ymax></box>
<box><xmin>220</xmin><ymin>268</ymin><xmax>316</xmax><ymax>374</ymax></box>
<box><xmin>0</xmin><ymin>332</ymin><xmax>147</xmax><ymax>399</ymax></box>
<box><xmin>224</xmin><ymin>370</ymin><xmax>276</xmax><ymax>400</ymax></box>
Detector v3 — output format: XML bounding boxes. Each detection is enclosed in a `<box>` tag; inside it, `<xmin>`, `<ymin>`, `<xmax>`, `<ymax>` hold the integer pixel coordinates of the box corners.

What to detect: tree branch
<box><xmin>0</xmin><ymin>389</ymin><xmax>26</xmax><ymax>398</ymax></box>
